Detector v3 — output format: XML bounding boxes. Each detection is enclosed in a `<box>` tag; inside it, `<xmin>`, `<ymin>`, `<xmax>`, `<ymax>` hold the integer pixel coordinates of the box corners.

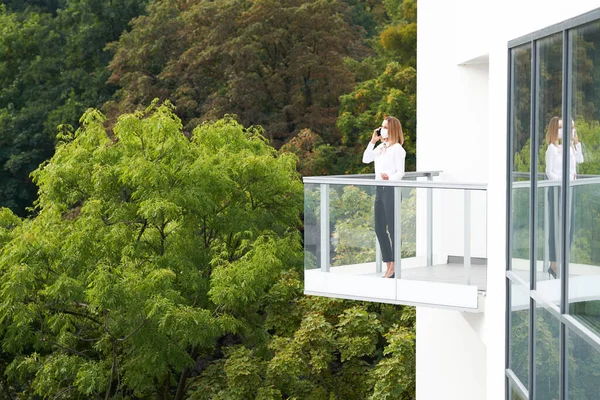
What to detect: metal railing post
<box><xmin>394</xmin><ymin>186</ymin><xmax>402</xmax><ymax>279</ymax></box>
<box><xmin>544</xmin><ymin>186</ymin><xmax>549</xmax><ymax>274</ymax></box>
<box><xmin>320</xmin><ymin>183</ymin><xmax>330</xmax><ymax>272</ymax></box>
<box><xmin>427</xmin><ymin>174</ymin><xmax>433</xmax><ymax>266</ymax></box>
<box><xmin>464</xmin><ymin>190</ymin><xmax>472</xmax><ymax>285</ymax></box>
<box><xmin>376</xmin><ymin>241</ymin><xmax>382</xmax><ymax>274</ymax></box>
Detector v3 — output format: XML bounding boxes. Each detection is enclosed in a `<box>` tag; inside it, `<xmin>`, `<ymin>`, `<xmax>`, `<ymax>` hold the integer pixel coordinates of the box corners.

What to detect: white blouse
<box><xmin>545</xmin><ymin>143</ymin><xmax>583</xmax><ymax>181</ymax></box>
<box><xmin>362</xmin><ymin>142</ymin><xmax>406</xmax><ymax>181</ymax></box>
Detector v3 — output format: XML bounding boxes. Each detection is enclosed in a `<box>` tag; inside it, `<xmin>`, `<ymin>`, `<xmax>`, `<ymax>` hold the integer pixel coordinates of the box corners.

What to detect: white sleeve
<box><xmin>574</xmin><ymin>143</ymin><xmax>584</xmax><ymax>164</ymax></box>
<box><xmin>389</xmin><ymin>147</ymin><xmax>406</xmax><ymax>181</ymax></box>
<box><xmin>362</xmin><ymin>142</ymin><xmax>376</xmax><ymax>164</ymax></box>
<box><xmin>545</xmin><ymin>146</ymin><xmax>560</xmax><ymax>181</ymax></box>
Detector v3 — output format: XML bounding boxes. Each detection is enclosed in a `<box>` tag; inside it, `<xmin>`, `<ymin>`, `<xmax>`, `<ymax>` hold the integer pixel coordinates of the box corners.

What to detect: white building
<box><xmin>304</xmin><ymin>2</ymin><xmax>600</xmax><ymax>400</ymax></box>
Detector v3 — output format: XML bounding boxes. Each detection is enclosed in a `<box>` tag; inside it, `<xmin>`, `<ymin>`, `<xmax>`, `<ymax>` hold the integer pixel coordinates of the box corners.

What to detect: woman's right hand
<box><xmin>371</xmin><ymin>129</ymin><xmax>380</xmax><ymax>144</ymax></box>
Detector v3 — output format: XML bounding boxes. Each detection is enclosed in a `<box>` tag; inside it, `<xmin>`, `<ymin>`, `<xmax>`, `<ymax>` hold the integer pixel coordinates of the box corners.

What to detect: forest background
<box><xmin>0</xmin><ymin>0</ymin><xmax>418</xmax><ymax>398</ymax></box>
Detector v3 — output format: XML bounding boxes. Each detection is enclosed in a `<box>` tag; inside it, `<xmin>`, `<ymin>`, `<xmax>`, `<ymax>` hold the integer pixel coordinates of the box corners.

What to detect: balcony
<box><xmin>303</xmin><ymin>172</ymin><xmax>488</xmax><ymax>312</ymax></box>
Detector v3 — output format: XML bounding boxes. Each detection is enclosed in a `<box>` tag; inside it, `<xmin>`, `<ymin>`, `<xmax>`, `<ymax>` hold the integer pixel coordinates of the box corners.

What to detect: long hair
<box><xmin>546</xmin><ymin>116</ymin><xmax>560</xmax><ymax>145</ymax></box>
<box><xmin>385</xmin><ymin>116</ymin><xmax>404</xmax><ymax>145</ymax></box>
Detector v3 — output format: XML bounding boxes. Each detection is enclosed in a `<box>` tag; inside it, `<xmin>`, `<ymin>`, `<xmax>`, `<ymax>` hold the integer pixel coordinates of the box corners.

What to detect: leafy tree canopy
<box><xmin>0</xmin><ymin>0</ymin><xmax>149</xmax><ymax>216</ymax></box>
<box><xmin>0</xmin><ymin>102</ymin><xmax>415</xmax><ymax>399</ymax></box>
<box><xmin>106</xmin><ymin>0</ymin><xmax>368</xmax><ymax>148</ymax></box>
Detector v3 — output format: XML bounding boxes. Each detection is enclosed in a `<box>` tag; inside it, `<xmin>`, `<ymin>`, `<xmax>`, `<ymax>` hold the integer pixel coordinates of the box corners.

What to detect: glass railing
<box><xmin>303</xmin><ymin>172</ymin><xmax>488</xmax><ymax>310</ymax></box>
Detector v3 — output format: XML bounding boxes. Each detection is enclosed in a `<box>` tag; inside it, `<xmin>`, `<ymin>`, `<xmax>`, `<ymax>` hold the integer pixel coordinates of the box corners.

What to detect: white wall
<box><xmin>416</xmin><ymin>1</ymin><xmax>600</xmax><ymax>400</ymax></box>
<box><xmin>416</xmin><ymin>308</ymin><xmax>487</xmax><ymax>400</ymax></box>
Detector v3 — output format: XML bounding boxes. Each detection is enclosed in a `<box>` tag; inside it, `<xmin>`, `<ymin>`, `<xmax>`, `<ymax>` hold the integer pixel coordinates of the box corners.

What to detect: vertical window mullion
<box><xmin>529</xmin><ymin>39</ymin><xmax>538</xmax><ymax>400</ymax></box>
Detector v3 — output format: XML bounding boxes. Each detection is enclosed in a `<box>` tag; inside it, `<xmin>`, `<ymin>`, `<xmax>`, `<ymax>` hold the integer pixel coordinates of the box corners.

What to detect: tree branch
<box><xmin>173</xmin><ymin>367</ymin><xmax>190</xmax><ymax>400</ymax></box>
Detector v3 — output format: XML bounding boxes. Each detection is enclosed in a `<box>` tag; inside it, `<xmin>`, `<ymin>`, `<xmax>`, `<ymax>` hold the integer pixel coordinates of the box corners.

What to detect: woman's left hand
<box><xmin>381</xmin><ymin>173</ymin><xmax>389</xmax><ymax>180</ymax></box>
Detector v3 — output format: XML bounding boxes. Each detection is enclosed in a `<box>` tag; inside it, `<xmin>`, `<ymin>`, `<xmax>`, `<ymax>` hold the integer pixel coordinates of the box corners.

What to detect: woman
<box><xmin>362</xmin><ymin>116</ymin><xmax>406</xmax><ymax>278</ymax></box>
<box><xmin>545</xmin><ymin>116</ymin><xmax>583</xmax><ymax>278</ymax></box>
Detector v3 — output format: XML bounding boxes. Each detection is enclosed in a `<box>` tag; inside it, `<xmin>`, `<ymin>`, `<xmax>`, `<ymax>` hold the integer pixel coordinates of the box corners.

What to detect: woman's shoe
<box><xmin>387</xmin><ymin>273</ymin><xmax>395</xmax><ymax>279</ymax></box>
<box><xmin>547</xmin><ymin>266</ymin><xmax>557</xmax><ymax>279</ymax></box>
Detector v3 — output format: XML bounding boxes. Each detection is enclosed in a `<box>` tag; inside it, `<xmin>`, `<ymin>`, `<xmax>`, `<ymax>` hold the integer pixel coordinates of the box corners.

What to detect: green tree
<box><xmin>107</xmin><ymin>0</ymin><xmax>367</xmax><ymax>147</ymax></box>
<box><xmin>0</xmin><ymin>1</ymin><xmax>149</xmax><ymax>216</ymax></box>
<box><xmin>0</xmin><ymin>102</ymin><xmax>303</xmax><ymax>398</ymax></box>
<box><xmin>336</xmin><ymin>0</ymin><xmax>417</xmax><ymax>173</ymax></box>
<box><xmin>0</xmin><ymin>102</ymin><xmax>416</xmax><ymax>399</ymax></box>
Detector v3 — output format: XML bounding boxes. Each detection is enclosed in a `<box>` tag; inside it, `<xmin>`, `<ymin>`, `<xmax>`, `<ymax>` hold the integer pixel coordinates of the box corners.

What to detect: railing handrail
<box><xmin>323</xmin><ymin>170</ymin><xmax>442</xmax><ymax>179</ymax></box>
<box><xmin>303</xmin><ymin>173</ymin><xmax>487</xmax><ymax>191</ymax></box>
<box><xmin>512</xmin><ymin>176</ymin><xmax>600</xmax><ymax>189</ymax></box>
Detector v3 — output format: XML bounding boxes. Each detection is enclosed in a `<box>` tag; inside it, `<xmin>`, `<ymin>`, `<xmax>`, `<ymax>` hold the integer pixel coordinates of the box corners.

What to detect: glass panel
<box><xmin>329</xmin><ymin>184</ymin><xmax>377</xmax><ymax>269</ymax></box>
<box><xmin>568</xmin><ymin>20</ymin><xmax>600</xmax><ymax>335</ymax></box>
<box><xmin>567</xmin><ymin>327</ymin><xmax>600</xmax><ymax>399</ymax></box>
<box><xmin>511</xmin><ymin>43</ymin><xmax>532</xmax><ymax>283</ymax></box>
<box><xmin>536</xmin><ymin>33</ymin><xmax>563</xmax><ymax>302</ymax></box>
<box><xmin>304</xmin><ymin>183</ymin><xmax>320</xmax><ymax>270</ymax></box>
<box><xmin>534</xmin><ymin>302</ymin><xmax>559</xmax><ymax>400</ymax></box>
<box><xmin>510</xmin><ymin>281</ymin><xmax>530</xmax><ymax>387</ymax></box>
<box><xmin>510</xmin><ymin>384</ymin><xmax>528</xmax><ymax>400</ymax></box>
<box><xmin>397</xmin><ymin>188</ymin><xmax>487</xmax><ymax>291</ymax></box>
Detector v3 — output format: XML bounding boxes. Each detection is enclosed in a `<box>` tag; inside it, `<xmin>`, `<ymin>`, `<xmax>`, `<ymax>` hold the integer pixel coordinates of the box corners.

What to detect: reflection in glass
<box><xmin>567</xmin><ymin>328</ymin><xmax>600</xmax><ymax>399</ymax></box>
<box><xmin>511</xmin><ymin>43</ymin><xmax>532</xmax><ymax>283</ymax></box>
<box><xmin>568</xmin><ymin>20</ymin><xmax>600</xmax><ymax>334</ymax></box>
<box><xmin>534</xmin><ymin>305</ymin><xmax>559</xmax><ymax>400</ymax></box>
<box><xmin>510</xmin><ymin>381</ymin><xmax>528</xmax><ymax>400</ymax></box>
<box><xmin>510</xmin><ymin>282</ymin><xmax>529</xmax><ymax>388</ymax></box>
<box><xmin>536</xmin><ymin>33</ymin><xmax>563</xmax><ymax>289</ymax></box>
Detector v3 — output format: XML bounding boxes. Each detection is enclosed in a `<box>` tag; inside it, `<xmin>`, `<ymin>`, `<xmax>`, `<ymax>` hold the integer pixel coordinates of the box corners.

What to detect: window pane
<box><xmin>510</xmin><ymin>382</ymin><xmax>528</xmax><ymax>400</ymax></box>
<box><xmin>567</xmin><ymin>327</ymin><xmax>600</xmax><ymax>399</ymax></box>
<box><xmin>536</xmin><ymin>33</ymin><xmax>563</xmax><ymax>303</ymax></box>
<box><xmin>568</xmin><ymin>20</ymin><xmax>600</xmax><ymax>335</ymax></box>
<box><xmin>511</xmin><ymin>43</ymin><xmax>532</xmax><ymax>283</ymax></box>
<box><xmin>534</xmin><ymin>303</ymin><xmax>559</xmax><ymax>400</ymax></box>
<box><xmin>510</xmin><ymin>281</ymin><xmax>530</xmax><ymax>387</ymax></box>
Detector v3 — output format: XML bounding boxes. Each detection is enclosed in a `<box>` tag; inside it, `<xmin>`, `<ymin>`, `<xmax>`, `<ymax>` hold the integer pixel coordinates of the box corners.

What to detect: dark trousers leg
<box><xmin>375</xmin><ymin>187</ymin><xmax>395</xmax><ymax>262</ymax></box>
<box><xmin>548</xmin><ymin>187</ymin><xmax>575</xmax><ymax>264</ymax></box>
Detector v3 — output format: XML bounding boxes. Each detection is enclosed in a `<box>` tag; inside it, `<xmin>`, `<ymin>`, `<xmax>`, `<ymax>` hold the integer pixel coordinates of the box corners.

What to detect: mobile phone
<box><xmin>375</xmin><ymin>127</ymin><xmax>382</xmax><ymax>136</ymax></box>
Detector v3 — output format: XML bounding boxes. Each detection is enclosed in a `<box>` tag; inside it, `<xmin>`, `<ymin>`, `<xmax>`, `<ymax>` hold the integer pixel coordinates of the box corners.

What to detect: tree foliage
<box><xmin>0</xmin><ymin>0</ymin><xmax>149</xmax><ymax>215</ymax></box>
<box><xmin>0</xmin><ymin>103</ymin><xmax>415</xmax><ymax>399</ymax></box>
<box><xmin>335</xmin><ymin>0</ymin><xmax>417</xmax><ymax>172</ymax></box>
<box><xmin>107</xmin><ymin>0</ymin><xmax>367</xmax><ymax>147</ymax></box>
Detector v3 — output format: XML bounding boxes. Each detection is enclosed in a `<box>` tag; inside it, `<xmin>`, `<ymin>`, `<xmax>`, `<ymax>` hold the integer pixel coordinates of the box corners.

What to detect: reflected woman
<box><xmin>545</xmin><ymin>116</ymin><xmax>583</xmax><ymax>278</ymax></box>
<box><xmin>362</xmin><ymin>116</ymin><xmax>406</xmax><ymax>278</ymax></box>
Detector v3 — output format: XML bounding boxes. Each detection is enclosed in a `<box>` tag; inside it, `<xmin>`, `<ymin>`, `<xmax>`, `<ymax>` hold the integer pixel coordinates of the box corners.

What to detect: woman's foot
<box><xmin>383</xmin><ymin>261</ymin><xmax>395</xmax><ymax>278</ymax></box>
<box><xmin>547</xmin><ymin>262</ymin><xmax>557</xmax><ymax>279</ymax></box>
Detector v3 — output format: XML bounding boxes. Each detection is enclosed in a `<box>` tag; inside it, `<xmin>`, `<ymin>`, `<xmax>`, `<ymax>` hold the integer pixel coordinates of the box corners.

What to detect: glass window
<box><xmin>511</xmin><ymin>43</ymin><xmax>532</xmax><ymax>283</ymax></box>
<box><xmin>534</xmin><ymin>303</ymin><xmax>559</xmax><ymax>400</ymax></box>
<box><xmin>510</xmin><ymin>383</ymin><xmax>528</xmax><ymax>400</ymax></box>
<box><xmin>509</xmin><ymin>282</ymin><xmax>530</xmax><ymax>387</ymax></box>
<box><xmin>567</xmin><ymin>327</ymin><xmax>600</xmax><ymax>399</ymax></box>
<box><xmin>568</xmin><ymin>20</ymin><xmax>600</xmax><ymax>335</ymax></box>
<box><xmin>535</xmin><ymin>33</ymin><xmax>563</xmax><ymax>297</ymax></box>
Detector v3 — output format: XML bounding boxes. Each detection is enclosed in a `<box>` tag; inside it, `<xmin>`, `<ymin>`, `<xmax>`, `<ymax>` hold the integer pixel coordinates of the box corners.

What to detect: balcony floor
<box><xmin>305</xmin><ymin>259</ymin><xmax>486</xmax><ymax>311</ymax></box>
<box><xmin>324</xmin><ymin>261</ymin><xmax>487</xmax><ymax>292</ymax></box>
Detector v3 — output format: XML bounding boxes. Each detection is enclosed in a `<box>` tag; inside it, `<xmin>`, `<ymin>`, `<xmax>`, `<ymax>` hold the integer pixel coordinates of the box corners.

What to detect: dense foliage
<box><xmin>0</xmin><ymin>0</ymin><xmax>150</xmax><ymax>215</ymax></box>
<box><xmin>0</xmin><ymin>103</ymin><xmax>416</xmax><ymax>398</ymax></box>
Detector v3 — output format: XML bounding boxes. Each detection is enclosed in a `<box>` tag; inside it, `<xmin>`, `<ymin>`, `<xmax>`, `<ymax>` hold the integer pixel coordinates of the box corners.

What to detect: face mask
<box><xmin>380</xmin><ymin>128</ymin><xmax>389</xmax><ymax>139</ymax></box>
<box><xmin>558</xmin><ymin>128</ymin><xmax>563</xmax><ymax>139</ymax></box>
<box><xmin>572</xmin><ymin>128</ymin><xmax>576</xmax><ymax>138</ymax></box>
